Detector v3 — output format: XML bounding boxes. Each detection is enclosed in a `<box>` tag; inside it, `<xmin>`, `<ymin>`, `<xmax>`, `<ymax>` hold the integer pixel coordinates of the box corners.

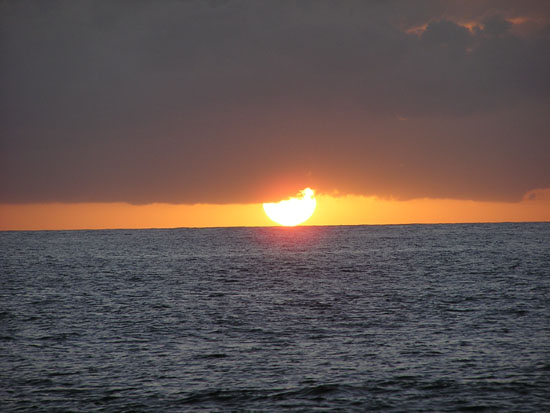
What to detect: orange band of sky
<box><xmin>1</xmin><ymin>193</ymin><xmax>548</xmax><ymax>231</ymax></box>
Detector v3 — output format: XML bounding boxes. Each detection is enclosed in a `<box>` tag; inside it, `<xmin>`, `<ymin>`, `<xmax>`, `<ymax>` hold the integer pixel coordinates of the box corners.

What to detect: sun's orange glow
<box><xmin>0</xmin><ymin>189</ymin><xmax>549</xmax><ymax>231</ymax></box>
<box><xmin>263</xmin><ymin>188</ymin><xmax>317</xmax><ymax>226</ymax></box>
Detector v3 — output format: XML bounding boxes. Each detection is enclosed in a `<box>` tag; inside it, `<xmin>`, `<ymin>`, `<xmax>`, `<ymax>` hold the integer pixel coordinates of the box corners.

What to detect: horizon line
<box><xmin>2</xmin><ymin>220</ymin><xmax>548</xmax><ymax>233</ymax></box>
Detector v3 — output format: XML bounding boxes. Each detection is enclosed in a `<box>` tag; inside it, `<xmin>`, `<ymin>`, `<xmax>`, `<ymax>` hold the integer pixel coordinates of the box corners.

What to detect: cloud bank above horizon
<box><xmin>1</xmin><ymin>0</ymin><xmax>549</xmax><ymax>204</ymax></box>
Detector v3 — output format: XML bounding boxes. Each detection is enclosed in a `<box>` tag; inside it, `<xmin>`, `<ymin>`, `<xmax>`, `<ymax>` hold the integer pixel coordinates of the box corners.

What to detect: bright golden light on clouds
<box><xmin>0</xmin><ymin>189</ymin><xmax>549</xmax><ymax>231</ymax></box>
<box><xmin>263</xmin><ymin>188</ymin><xmax>317</xmax><ymax>226</ymax></box>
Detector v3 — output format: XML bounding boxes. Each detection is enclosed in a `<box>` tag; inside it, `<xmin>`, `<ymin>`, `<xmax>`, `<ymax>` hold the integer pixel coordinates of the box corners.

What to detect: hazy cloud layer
<box><xmin>1</xmin><ymin>0</ymin><xmax>549</xmax><ymax>203</ymax></box>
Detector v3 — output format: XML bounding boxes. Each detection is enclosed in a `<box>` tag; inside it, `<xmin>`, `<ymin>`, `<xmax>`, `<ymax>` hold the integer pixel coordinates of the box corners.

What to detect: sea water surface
<box><xmin>1</xmin><ymin>223</ymin><xmax>549</xmax><ymax>412</ymax></box>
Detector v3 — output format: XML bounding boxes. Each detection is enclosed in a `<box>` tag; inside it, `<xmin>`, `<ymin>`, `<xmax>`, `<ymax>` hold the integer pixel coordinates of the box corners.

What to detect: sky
<box><xmin>1</xmin><ymin>0</ymin><xmax>549</xmax><ymax>229</ymax></box>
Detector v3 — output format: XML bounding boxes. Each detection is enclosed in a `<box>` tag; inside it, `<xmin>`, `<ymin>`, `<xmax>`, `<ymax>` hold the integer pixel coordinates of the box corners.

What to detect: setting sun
<box><xmin>263</xmin><ymin>188</ymin><xmax>317</xmax><ymax>226</ymax></box>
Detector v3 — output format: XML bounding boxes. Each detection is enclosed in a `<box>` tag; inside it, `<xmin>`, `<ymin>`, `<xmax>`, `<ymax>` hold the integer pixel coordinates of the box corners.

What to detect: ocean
<box><xmin>1</xmin><ymin>223</ymin><xmax>549</xmax><ymax>412</ymax></box>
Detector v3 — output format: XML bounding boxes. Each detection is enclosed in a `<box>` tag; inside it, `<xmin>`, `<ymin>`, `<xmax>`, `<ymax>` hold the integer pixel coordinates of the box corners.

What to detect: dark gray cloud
<box><xmin>1</xmin><ymin>0</ymin><xmax>549</xmax><ymax>204</ymax></box>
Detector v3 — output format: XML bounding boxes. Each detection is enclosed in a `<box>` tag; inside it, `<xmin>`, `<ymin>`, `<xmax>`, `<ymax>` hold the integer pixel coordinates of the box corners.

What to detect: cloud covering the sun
<box><xmin>1</xmin><ymin>0</ymin><xmax>549</xmax><ymax>204</ymax></box>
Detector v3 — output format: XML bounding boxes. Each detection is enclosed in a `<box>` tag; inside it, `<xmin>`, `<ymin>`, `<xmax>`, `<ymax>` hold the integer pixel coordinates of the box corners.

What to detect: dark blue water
<box><xmin>1</xmin><ymin>223</ymin><xmax>549</xmax><ymax>412</ymax></box>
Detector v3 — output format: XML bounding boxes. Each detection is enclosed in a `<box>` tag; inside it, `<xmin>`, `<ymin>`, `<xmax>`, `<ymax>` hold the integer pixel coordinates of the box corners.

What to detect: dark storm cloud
<box><xmin>1</xmin><ymin>0</ymin><xmax>549</xmax><ymax>203</ymax></box>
